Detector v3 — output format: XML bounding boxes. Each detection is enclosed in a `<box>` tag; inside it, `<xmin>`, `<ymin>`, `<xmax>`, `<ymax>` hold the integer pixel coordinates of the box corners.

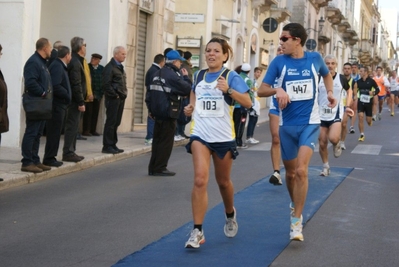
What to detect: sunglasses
<box><xmin>279</xmin><ymin>36</ymin><xmax>296</xmax><ymax>42</ymax></box>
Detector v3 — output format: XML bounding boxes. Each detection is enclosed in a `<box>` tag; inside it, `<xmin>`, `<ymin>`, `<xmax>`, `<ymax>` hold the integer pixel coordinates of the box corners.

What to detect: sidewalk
<box><xmin>0</xmin><ymin>108</ymin><xmax>269</xmax><ymax>191</ymax></box>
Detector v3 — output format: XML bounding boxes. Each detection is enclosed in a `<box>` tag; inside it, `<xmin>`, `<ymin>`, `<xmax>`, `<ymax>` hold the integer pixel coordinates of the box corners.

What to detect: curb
<box><xmin>0</xmin><ymin>141</ymin><xmax>188</xmax><ymax>191</ymax></box>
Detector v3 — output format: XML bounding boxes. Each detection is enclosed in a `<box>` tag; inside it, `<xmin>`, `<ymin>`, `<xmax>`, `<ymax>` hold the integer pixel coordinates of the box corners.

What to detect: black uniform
<box><xmin>356</xmin><ymin>77</ymin><xmax>379</xmax><ymax>117</ymax></box>
<box><xmin>146</xmin><ymin>63</ymin><xmax>192</xmax><ymax>175</ymax></box>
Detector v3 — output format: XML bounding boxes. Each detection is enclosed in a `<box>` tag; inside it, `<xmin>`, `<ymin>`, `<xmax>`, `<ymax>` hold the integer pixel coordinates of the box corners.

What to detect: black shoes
<box><xmin>43</xmin><ymin>160</ymin><xmax>63</xmax><ymax>167</ymax></box>
<box><xmin>102</xmin><ymin>146</ymin><xmax>120</xmax><ymax>154</ymax></box>
<box><xmin>62</xmin><ymin>153</ymin><xmax>84</xmax><ymax>162</ymax></box>
<box><xmin>113</xmin><ymin>146</ymin><xmax>124</xmax><ymax>153</ymax></box>
<box><xmin>102</xmin><ymin>146</ymin><xmax>124</xmax><ymax>154</ymax></box>
<box><xmin>149</xmin><ymin>169</ymin><xmax>176</xmax><ymax>176</ymax></box>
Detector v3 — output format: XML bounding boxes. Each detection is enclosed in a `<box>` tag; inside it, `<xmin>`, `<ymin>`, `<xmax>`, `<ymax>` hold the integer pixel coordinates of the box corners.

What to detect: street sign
<box><xmin>262</xmin><ymin>17</ymin><xmax>278</xmax><ymax>33</ymax></box>
<box><xmin>306</xmin><ymin>39</ymin><xmax>317</xmax><ymax>51</ymax></box>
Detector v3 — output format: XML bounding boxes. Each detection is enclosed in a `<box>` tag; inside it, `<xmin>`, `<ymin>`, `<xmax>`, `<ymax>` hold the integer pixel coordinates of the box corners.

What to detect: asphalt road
<box><xmin>1</xmin><ymin>107</ymin><xmax>399</xmax><ymax>267</ymax></box>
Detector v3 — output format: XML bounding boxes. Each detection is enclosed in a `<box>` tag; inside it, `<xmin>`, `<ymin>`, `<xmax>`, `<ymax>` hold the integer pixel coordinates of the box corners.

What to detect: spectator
<box><xmin>62</xmin><ymin>37</ymin><xmax>87</xmax><ymax>163</ymax></box>
<box><xmin>246</xmin><ymin>66</ymin><xmax>262</xmax><ymax>144</ymax></box>
<box><xmin>82</xmin><ymin>53</ymin><xmax>104</xmax><ymax>136</ymax></box>
<box><xmin>144</xmin><ymin>53</ymin><xmax>165</xmax><ymax>145</ymax></box>
<box><xmin>43</xmin><ymin>46</ymin><xmax>72</xmax><ymax>167</ymax></box>
<box><xmin>102</xmin><ymin>46</ymin><xmax>128</xmax><ymax>154</ymax></box>
<box><xmin>47</xmin><ymin>40</ymin><xmax>63</xmax><ymax>67</ymax></box>
<box><xmin>21</xmin><ymin>38</ymin><xmax>53</xmax><ymax>173</ymax></box>
<box><xmin>146</xmin><ymin>50</ymin><xmax>192</xmax><ymax>176</ymax></box>
<box><xmin>0</xmin><ymin>44</ymin><xmax>9</xmax><ymax>145</ymax></box>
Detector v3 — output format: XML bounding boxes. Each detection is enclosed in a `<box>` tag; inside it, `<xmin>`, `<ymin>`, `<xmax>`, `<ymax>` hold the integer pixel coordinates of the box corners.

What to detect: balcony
<box><xmin>271</xmin><ymin>7</ymin><xmax>291</xmax><ymax>23</ymax></box>
<box><xmin>326</xmin><ymin>6</ymin><xmax>343</xmax><ymax>25</ymax></box>
<box><xmin>310</xmin><ymin>0</ymin><xmax>332</xmax><ymax>11</ymax></box>
<box><xmin>358</xmin><ymin>39</ymin><xmax>372</xmax><ymax>65</ymax></box>
<box><xmin>253</xmin><ymin>0</ymin><xmax>279</xmax><ymax>13</ymax></box>
<box><xmin>337</xmin><ymin>19</ymin><xmax>350</xmax><ymax>33</ymax></box>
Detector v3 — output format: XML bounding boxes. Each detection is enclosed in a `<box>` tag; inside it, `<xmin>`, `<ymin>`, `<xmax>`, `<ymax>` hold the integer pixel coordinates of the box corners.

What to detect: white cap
<box><xmin>241</xmin><ymin>63</ymin><xmax>251</xmax><ymax>72</ymax></box>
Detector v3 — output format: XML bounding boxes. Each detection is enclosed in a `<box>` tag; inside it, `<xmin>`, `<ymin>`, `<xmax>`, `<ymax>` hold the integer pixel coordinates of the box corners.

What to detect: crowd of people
<box><xmin>18</xmin><ymin>37</ymin><xmax>127</xmax><ymax>173</ymax></box>
<box><xmin>2</xmin><ymin>21</ymin><xmax>398</xmax><ymax>248</ymax></box>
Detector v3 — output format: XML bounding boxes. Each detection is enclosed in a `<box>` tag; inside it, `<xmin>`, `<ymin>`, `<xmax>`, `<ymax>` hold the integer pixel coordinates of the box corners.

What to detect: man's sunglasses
<box><xmin>279</xmin><ymin>36</ymin><xmax>297</xmax><ymax>42</ymax></box>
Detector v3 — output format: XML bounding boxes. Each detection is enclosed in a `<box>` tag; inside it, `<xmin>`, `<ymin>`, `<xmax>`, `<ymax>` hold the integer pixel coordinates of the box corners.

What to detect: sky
<box><xmin>378</xmin><ymin>0</ymin><xmax>399</xmax><ymax>10</ymax></box>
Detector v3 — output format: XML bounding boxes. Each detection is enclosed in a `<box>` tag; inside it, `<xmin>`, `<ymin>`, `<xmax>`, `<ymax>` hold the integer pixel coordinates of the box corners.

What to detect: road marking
<box><xmin>246</xmin><ymin>142</ymin><xmax>271</xmax><ymax>151</ymax></box>
<box><xmin>351</xmin><ymin>144</ymin><xmax>382</xmax><ymax>155</ymax></box>
<box><xmin>385</xmin><ymin>153</ymin><xmax>399</xmax><ymax>156</ymax></box>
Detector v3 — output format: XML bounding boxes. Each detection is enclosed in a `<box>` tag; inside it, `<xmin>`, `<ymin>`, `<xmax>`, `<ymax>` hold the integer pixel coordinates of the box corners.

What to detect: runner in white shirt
<box><xmin>318</xmin><ymin>55</ymin><xmax>353</xmax><ymax>176</ymax></box>
<box><xmin>388</xmin><ymin>70</ymin><xmax>399</xmax><ymax>116</ymax></box>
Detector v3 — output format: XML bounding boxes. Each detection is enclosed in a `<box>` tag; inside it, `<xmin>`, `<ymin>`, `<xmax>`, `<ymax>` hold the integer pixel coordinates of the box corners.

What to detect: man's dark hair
<box><xmin>153</xmin><ymin>54</ymin><xmax>164</xmax><ymax>64</ymax></box>
<box><xmin>343</xmin><ymin>62</ymin><xmax>352</xmax><ymax>67</ymax></box>
<box><xmin>163</xmin><ymin>47</ymin><xmax>173</xmax><ymax>57</ymax></box>
<box><xmin>184</xmin><ymin>51</ymin><xmax>192</xmax><ymax>60</ymax></box>
<box><xmin>376</xmin><ymin>66</ymin><xmax>382</xmax><ymax>70</ymax></box>
<box><xmin>36</xmin><ymin>38</ymin><xmax>50</xmax><ymax>50</ymax></box>
<box><xmin>57</xmin><ymin>46</ymin><xmax>70</xmax><ymax>58</ymax></box>
<box><xmin>361</xmin><ymin>66</ymin><xmax>369</xmax><ymax>73</ymax></box>
<box><xmin>282</xmin><ymin>23</ymin><xmax>308</xmax><ymax>47</ymax></box>
<box><xmin>254</xmin><ymin>67</ymin><xmax>262</xmax><ymax>72</ymax></box>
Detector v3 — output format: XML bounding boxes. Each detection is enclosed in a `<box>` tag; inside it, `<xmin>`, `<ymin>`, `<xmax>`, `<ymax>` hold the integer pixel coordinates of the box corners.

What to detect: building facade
<box><xmin>0</xmin><ymin>0</ymin><xmax>398</xmax><ymax>148</ymax></box>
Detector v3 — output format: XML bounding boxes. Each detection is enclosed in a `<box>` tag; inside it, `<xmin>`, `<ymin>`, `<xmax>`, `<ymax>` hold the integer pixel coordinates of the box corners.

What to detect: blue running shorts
<box><xmin>279</xmin><ymin>124</ymin><xmax>320</xmax><ymax>161</ymax></box>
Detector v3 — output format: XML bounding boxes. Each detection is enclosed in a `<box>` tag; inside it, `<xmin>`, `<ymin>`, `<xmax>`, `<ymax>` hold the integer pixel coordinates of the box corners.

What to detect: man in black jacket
<box><xmin>21</xmin><ymin>38</ymin><xmax>53</xmax><ymax>173</ymax></box>
<box><xmin>146</xmin><ymin>50</ymin><xmax>192</xmax><ymax>176</ymax></box>
<box><xmin>62</xmin><ymin>37</ymin><xmax>87</xmax><ymax>162</ymax></box>
<box><xmin>102</xmin><ymin>46</ymin><xmax>127</xmax><ymax>154</ymax></box>
<box><xmin>144</xmin><ymin>53</ymin><xmax>165</xmax><ymax>145</ymax></box>
<box><xmin>43</xmin><ymin>46</ymin><xmax>72</xmax><ymax>167</ymax></box>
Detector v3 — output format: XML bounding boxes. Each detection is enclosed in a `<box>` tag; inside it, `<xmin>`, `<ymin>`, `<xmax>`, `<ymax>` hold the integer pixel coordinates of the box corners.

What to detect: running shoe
<box><xmin>224</xmin><ymin>208</ymin><xmax>238</xmax><ymax>238</ymax></box>
<box><xmin>290</xmin><ymin>220</ymin><xmax>304</xmax><ymax>241</ymax></box>
<box><xmin>372</xmin><ymin>115</ymin><xmax>376</xmax><ymax>121</ymax></box>
<box><xmin>174</xmin><ymin>135</ymin><xmax>184</xmax><ymax>142</ymax></box>
<box><xmin>340</xmin><ymin>141</ymin><xmax>346</xmax><ymax>150</ymax></box>
<box><xmin>246</xmin><ymin>138</ymin><xmax>260</xmax><ymax>144</ymax></box>
<box><xmin>144</xmin><ymin>138</ymin><xmax>152</xmax><ymax>145</ymax></box>
<box><xmin>358</xmin><ymin>134</ymin><xmax>365</xmax><ymax>142</ymax></box>
<box><xmin>378</xmin><ymin>113</ymin><xmax>381</xmax><ymax>120</ymax></box>
<box><xmin>269</xmin><ymin>171</ymin><xmax>282</xmax><ymax>185</ymax></box>
<box><xmin>320</xmin><ymin>166</ymin><xmax>330</xmax><ymax>176</ymax></box>
<box><xmin>289</xmin><ymin>202</ymin><xmax>303</xmax><ymax>224</ymax></box>
<box><xmin>349</xmin><ymin>126</ymin><xmax>355</xmax><ymax>134</ymax></box>
<box><xmin>333</xmin><ymin>144</ymin><xmax>342</xmax><ymax>158</ymax></box>
<box><xmin>391</xmin><ymin>112</ymin><xmax>394</xmax><ymax>117</ymax></box>
<box><xmin>185</xmin><ymin>228</ymin><xmax>205</xmax><ymax>249</ymax></box>
<box><xmin>237</xmin><ymin>144</ymin><xmax>248</xmax><ymax>149</ymax></box>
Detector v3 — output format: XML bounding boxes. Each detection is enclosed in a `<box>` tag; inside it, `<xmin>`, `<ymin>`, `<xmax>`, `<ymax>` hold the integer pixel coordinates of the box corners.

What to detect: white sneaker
<box><xmin>144</xmin><ymin>138</ymin><xmax>152</xmax><ymax>145</ymax></box>
<box><xmin>333</xmin><ymin>144</ymin><xmax>342</xmax><ymax>158</ymax></box>
<box><xmin>246</xmin><ymin>138</ymin><xmax>259</xmax><ymax>144</ymax></box>
<box><xmin>372</xmin><ymin>115</ymin><xmax>376</xmax><ymax>121</ymax></box>
<box><xmin>289</xmin><ymin>202</ymin><xmax>303</xmax><ymax>224</ymax></box>
<box><xmin>320</xmin><ymin>166</ymin><xmax>330</xmax><ymax>176</ymax></box>
<box><xmin>174</xmin><ymin>135</ymin><xmax>183</xmax><ymax>142</ymax></box>
<box><xmin>290</xmin><ymin>220</ymin><xmax>304</xmax><ymax>241</ymax></box>
<box><xmin>340</xmin><ymin>141</ymin><xmax>346</xmax><ymax>150</ymax></box>
<box><xmin>224</xmin><ymin>208</ymin><xmax>238</xmax><ymax>238</ymax></box>
<box><xmin>269</xmin><ymin>171</ymin><xmax>282</xmax><ymax>185</ymax></box>
<box><xmin>185</xmin><ymin>228</ymin><xmax>205</xmax><ymax>249</ymax></box>
<box><xmin>349</xmin><ymin>126</ymin><xmax>355</xmax><ymax>134</ymax></box>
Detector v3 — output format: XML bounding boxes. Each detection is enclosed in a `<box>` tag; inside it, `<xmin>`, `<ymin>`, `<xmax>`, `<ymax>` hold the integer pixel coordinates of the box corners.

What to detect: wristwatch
<box><xmin>227</xmin><ymin>88</ymin><xmax>234</xmax><ymax>95</ymax></box>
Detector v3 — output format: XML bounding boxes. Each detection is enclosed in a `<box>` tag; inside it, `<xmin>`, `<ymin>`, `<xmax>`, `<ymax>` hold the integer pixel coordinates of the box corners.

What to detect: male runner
<box><xmin>258</xmin><ymin>23</ymin><xmax>336</xmax><ymax>241</ymax></box>
<box><xmin>373</xmin><ymin>66</ymin><xmax>389</xmax><ymax>120</ymax></box>
<box><xmin>340</xmin><ymin>62</ymin><xmax>354</xmax><ymax>150</ymax></box>
<box><xmin>388</xmin><ymin>70</ymin><xmax>399</xmax><ymax>116</ymax></box>
<box><xmin>349</xmin><ymin>63</ymin><xmax>361</xmax><ymax>133</ymax></box>
<box><xmin>353</xmin><ymin>66</ymin><xmax>379</xmax><ymax>141</ymax></box>
<box><xmin>318</xmin><ymin>56</ymin><xmax>353</xmax><ymax>176</ymax></box>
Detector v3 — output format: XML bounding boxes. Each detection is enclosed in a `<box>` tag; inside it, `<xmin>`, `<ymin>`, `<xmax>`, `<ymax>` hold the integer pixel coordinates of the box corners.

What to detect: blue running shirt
<box><xmin>263</xmin><ymin>52</ymin><xmax>329</xmax><ymax>126</ymax></box>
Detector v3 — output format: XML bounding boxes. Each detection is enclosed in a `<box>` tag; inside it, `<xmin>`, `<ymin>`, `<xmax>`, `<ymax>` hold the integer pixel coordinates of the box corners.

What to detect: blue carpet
<box><xmin>112</xmin><ymin>166</ymin><xmax>353</xmax><ymax>267</ymax></box>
